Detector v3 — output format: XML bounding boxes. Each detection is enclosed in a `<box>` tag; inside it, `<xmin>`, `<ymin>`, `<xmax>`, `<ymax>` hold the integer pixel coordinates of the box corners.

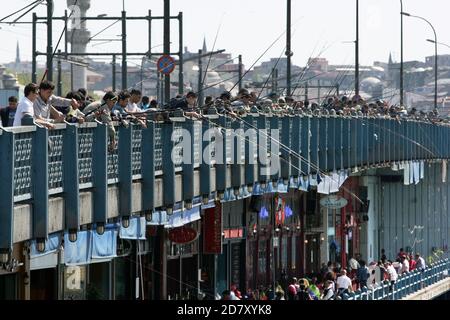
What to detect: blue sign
<box><xmin>157</xmin><ymin>55</ymin><xmax>176</xmax><ymax>75</ymax></box>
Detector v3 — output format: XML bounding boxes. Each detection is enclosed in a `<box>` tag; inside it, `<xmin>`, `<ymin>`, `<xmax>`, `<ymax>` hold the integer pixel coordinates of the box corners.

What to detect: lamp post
<box><xmin>402</xmin><ymin>12</ymin><xmax>438</xmax><ymax>109</ymax></box>
<box><xmin>355</xmin><ymin>0</ymin><xmax>360</xmax><ymax>99</ymax></box>
<box><xmin>400</xmin><ymin>0</ymin><xmax>404</xmax><ymax>107</ymax></box>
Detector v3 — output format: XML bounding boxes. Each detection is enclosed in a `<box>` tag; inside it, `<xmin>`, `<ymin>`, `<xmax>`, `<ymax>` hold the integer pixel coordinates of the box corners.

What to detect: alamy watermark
<box><xmin>171</xmin><ymin>128</ymin><xmax>281</xmax><ymax>177</ymax></box>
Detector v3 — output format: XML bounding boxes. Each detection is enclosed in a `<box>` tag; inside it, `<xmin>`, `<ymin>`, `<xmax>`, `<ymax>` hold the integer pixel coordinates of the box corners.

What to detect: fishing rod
<box><xmin>200</xmin><ymin>17</ymin><xmax>224</xmax><ymax>89</ymax></box>
<box><xmin>202</xmin><ymin>114</ymin><xmax>365</xmax><ymax>204</ymax></box>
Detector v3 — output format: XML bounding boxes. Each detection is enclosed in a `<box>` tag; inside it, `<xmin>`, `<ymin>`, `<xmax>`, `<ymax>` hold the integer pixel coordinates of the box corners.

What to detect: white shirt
<box><xmin>126</xmin><ymin>102</ymin><xmax>142</xmax><ymax>113</ymax></box>
<box><xmin>401</xmin><ymin>260</ymin><xmax>410</xmax><ymax>274</ymax></box>
<box><xmin>337</xmin><ymin>275</ymin><xmax>352</xmax><ymax>290</ymax></box>
<box><xmin>387</xmin><ymin>265</ymin><xmax>398</xmax><ymax>281</ymax></box>
<box><xmin>13</xmin><ymin>97</ymin><xmax>34</xmax><ymax>127</ymax></box>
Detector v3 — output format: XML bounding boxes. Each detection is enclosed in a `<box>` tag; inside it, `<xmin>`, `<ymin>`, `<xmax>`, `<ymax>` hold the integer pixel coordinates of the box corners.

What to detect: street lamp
<box><xmin>402</xmin><ymin>12</ymin><xmax>438</xmax><ymax>109</ymax></box>
<box><xmin>400</xmin><ymin>0</ymin><xmax>404</xmax><ymax>107</ymax></box>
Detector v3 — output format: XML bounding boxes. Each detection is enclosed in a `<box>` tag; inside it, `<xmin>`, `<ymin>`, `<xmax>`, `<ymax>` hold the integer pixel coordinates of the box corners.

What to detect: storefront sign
<box><xmin>168</xmin><ymin>227</ymin><xmax>198</xmax><ymax>244</ymax></box>
<box><xmin>320</xmin><ymin>195</ymin><xmax>348</xmax><ymax>210</ymax></box>
<box><xmin>223</xmin><ymin>228</ymin><xmax>245</xmax><ymax>240</ymax></box>
<box><xmin>203</xmin><ymin>202</ymin><xmax>223</xmax><ymax>254</ymax></box>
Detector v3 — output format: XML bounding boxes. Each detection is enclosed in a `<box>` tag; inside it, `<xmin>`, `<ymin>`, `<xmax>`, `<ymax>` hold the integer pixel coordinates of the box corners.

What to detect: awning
<box><xmin>119</xmin><ymin>216</ymin><xmax>146</xmax><ymax>240</ymax></box>
<box><xmin>164</xmin><ymin>206</ymin><xmax>201</xmax><ymax>229</ymax></box>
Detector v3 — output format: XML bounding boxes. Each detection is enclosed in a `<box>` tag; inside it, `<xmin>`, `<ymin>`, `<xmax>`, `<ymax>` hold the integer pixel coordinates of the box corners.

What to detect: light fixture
<box><xmin>252</xmin><ymin>228</ymin><xmax>257</xmax><ymax>235</ymax></box>
<box><xmin>285</xmin><ymin>227</ymin><xmax>290</xmax><ymax>232</ymax></box>
<box><xmin>166</xmin><ymin>206</ymin><xmax>174</xmax><ymax>216</ymax></box>
<box><xmin>36</xmin><ymin>238</ymin><xmax>46</xmax><ymax>253</ymax></box>
<box><xmin>304</xmin><ymin>240</ymin><xmax>309</xmax><ymax>244</ymax></box>
<box><xmin>233</xmin><ymin>188</ymin><xmax>240</xmax><ymax>197</ymax></box>
<box><xmin>202</xmin><ymin>195</ymin><xmax>210</xmax><ymax>205</ymax></box>
<box><xmin>296</xmin><ymin>225</ymin><xmax>301</xmax><ymax>231</ymax></box>
<box><xmin>321</xmin><ymin>237</ymin><xmax>325</xmax><ymax>242</ymax></box>
<box><xmin>247</xmin><ymin>184</ymin><xmax>254</xmax><ymax>194</ymax></box>
<box><xmin>0</xmin><ymin>249</ymin><xmax>10</xmax><ymax>264</ymax></box>
<box><xmin>218</xmin><ymin>191</ymin><xmax>225</xmax><ymax>200</ymax></box>
<box><xmin>96</xmin><ymin>222</ymin><xmax>106</xmax><ymax>235</ymax></box>
<box><xmin>68</xmin><ymin>229</ymin><xmax>78</xmax><ymax>243</ymax></box>
<box><xmin>275</xmin><ymin>225</ymin><xmax>281</xmax><ymax>233</ymax></box>
<box><xmin>185</xmin><ymin>201</ymin><xmax>193</xmax><ymax>210</ymax></box>
<box><xmin>122</xmin><ymin>216</ymin><xmax>130</xmax><ymax>228</ymax></box>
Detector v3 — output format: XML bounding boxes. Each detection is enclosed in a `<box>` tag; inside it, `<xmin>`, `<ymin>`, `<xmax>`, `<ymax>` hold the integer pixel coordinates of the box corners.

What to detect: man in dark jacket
<box><xmin>0</xmin><ymin>96</ymin><xmax>18</xmax><ymax>127</ymax></box>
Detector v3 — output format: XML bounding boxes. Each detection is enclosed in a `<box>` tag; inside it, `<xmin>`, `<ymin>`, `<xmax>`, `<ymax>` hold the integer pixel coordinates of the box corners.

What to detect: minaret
<box><xmin>202</xmin><ymin>37</ymin><xmax>207</xmax><ymax>53</ymax></box>
<box><xmin>15</xmin><ymin>41</ymin><xmax>21</xmax><ymax>65</ymax></box>
<box><xmin>67</xmin><ymin>0</ymin><xmax>91</xmax><ymax>90</ymax></box>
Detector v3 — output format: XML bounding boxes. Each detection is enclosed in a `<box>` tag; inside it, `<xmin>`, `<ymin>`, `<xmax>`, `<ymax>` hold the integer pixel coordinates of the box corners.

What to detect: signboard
<box><xmin>157</xmin><ymin>55</ymin><xmax>176</xmax><ymax>75</ymax></box>
<box><xmin>168</xmin><ymin>226</ymin><xmax>198</xmax><ymax>244</ymax></box>
<box><xmin>203</xmin><ymin>202</ymin><xmax>222</xmax><ymax>254</ymax></box>
<box><xmin>223</xmin><ymin>228</ymin><xmax>245</xmax><ymax>240</ymax></box>
<box><xmin>320</xmin><ymin>195</ymin><xmax>348</xmax><ymax>210</ymax></box>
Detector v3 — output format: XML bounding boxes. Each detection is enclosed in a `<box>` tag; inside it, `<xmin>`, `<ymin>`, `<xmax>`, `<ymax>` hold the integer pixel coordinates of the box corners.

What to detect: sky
<box><xmin>0</xmin><ymin>0</ymin><xmax>449</xmax><ymax>69</ymax></box>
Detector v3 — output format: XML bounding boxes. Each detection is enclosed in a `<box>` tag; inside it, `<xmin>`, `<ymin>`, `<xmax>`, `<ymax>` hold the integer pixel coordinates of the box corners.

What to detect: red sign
<box><xmin>275</xmin><ymin>196</ymin><xmax>286</xmax><ymax>226</ymax></box>
<box><xmin>157</xmin><ymin>55</ymin><xmax>176</xmax><ymax>75</ymax></box>
<box><xmin>224</xmin><ymin>228</ymin><xmax>244</xmax><ymax>240</ymax></box>
<box><xmin>168</xmin><ymin>226</ymin><xmax>198</xmax><ymax>244</ymax></box>
<box><xmin>203</xmin><ymin>202</ymin><xmax>222</xmax><ymax>254</ymax></box>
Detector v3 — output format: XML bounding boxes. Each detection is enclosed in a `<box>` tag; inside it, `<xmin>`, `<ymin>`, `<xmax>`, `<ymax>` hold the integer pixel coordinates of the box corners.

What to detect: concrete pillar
<box><xmin>360</xmin><ymin>175</ymin><xmax>379</xmax><ymax>263</ymax></box>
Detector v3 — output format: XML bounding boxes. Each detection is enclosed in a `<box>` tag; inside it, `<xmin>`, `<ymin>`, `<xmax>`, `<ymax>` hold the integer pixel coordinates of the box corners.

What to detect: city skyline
<box><xmin>0</xmin><ymin>0</ymin><xmax>450</xmax><ymax>69</ymax></box>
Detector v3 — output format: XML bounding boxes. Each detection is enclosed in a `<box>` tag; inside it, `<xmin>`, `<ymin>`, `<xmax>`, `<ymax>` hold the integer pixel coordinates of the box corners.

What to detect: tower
<box><xmin>67</xmin><ymin>0</ymin><xmax>91</xmax><ymax>90</ymax></box>
<box><xmin>15</xmin><ymin>41</ymin><xmax>21</xmax><ymax>65</ymax></box>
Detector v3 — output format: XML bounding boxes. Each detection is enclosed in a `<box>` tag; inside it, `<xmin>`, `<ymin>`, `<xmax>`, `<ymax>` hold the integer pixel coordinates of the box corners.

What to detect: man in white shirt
<box><xmin>400</xmin><ymin>256</ymin><xmax>410</xmax><ymax>275</ymax></box>
<box><xmin>126</xmin><ymin>89</ymin><xmax>143</xmax><ymax>113</ymax></box>
<box><xmin>385</xmin><ymin>261</ymin><xmax>398</xmax><ymax>291</ymax></box>
<box><xmin>336</xmin><ymin>270</ymin><xmax>353</xmax><ymax>297</ymax></box>
<box><xmin>415</xmin><ymin>253</ymin><xmax>426</xmax><ymax>271</ymax></box>
<box><xmin>13</xmin><ymin>83</ymin><xmax>54</xmax><ymax>129</ymax></box>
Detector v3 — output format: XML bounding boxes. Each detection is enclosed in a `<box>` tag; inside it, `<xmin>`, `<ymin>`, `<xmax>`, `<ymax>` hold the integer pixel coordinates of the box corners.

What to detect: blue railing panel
<box><xmin>13</xmin><ymin>131</ymin><xmax>34</xmax><ymax>200</ymax></box>
<box><xmin>48</xmin><ymin>128</ymin><xmax>64</xmax><ymax>192</ymax></box>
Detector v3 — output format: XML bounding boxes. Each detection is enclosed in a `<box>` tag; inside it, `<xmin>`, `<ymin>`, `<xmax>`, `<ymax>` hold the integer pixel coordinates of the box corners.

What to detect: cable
<box><xmin>0</xmin><ymin>0</ymin><xmax>42</xmax><ymax>23</ymax></box>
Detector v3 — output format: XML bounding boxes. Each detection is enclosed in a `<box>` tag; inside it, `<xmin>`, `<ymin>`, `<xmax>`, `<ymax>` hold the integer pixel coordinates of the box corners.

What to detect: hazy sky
<box><xmin>1</xmin><ymin>0</ymin><xmax>449</xmax><ymax>69</ymax></box>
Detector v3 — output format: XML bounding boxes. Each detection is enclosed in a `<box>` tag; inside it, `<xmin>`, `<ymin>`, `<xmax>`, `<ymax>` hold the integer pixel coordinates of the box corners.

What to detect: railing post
<box><xmin>269</xmin><ymin>117</ymin><xmax>280</xmax><ymax>186</ymax></box>
<box><xmin>0</xmin><ymin>130</ymin><xmax>15</xmax><ymax>259</ymax></box>
<box><xmin>182</xmin><ymin>119</ymin><xmax>195</xmax><ymax>207</ymax></box>
<box><xmin>63</xmin><ymin>124</ymin><xmax>80</xmax><ymax>235</ymax></box>
<box><xmin>281</xmin><ymin>116</ymin><xmax>292</xmax><ymax>182</ymax></box>
<box><xmin>142</xmin><ymin>121</ymin><xmax>155</xmax><ymax>214</ymax></box>
<box><xmin>231</xmin><ymin>119</ymin><xmax>244</xmax><ymax>193</ymax></box>
<box><xmin>245</xmin><ymin>114</ymin><xmax>258</xmax><ymax>189</ymax></box>
<box><xmin>92</xmin><ymin>123</ymin><xmax>108</xmax><ymax>230</ymax></box>
<box><xmin>291</xmin><ymin>114</ymin><xmax>301</xmax><ymax>178</ymax></box>
<box><xmin>258</xmin><ymin>114</ymin><xmax>270</xmax><ymax>186</ymax></box>
<box><xmin>318</xmin><ymin>115</ymin><xmax>328</xmax><ymax>171</ymax></box>
<box><xmin>119</xmin><ymin>125</ymin><xmax>133</xmax><ymax>221</ymax></box>
<box><xmin>162</xmin><ymin>122</ymin><xmax>176</xmax><ymax>211</ymax></box>
<box><xmin>33</xmin><ymin>126</ymin><xmax>49</xmax><ymax>245</ymax></box>
<box><xmin>309</xmin><ymin>116</ymin><xmax>319</xmax><ymax>175</ymax></box>
<box><xmin>214</xmin><ymin>116</ymin><xmax>227</xmax><ymax>199</ymax></box>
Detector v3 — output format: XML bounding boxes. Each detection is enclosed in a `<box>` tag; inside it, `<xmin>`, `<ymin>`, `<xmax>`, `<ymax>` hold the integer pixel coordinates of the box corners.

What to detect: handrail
<box><xmin>345</xmin><ymin>258</ymin><xmax>450</xmax><ymax>300</ymax></box>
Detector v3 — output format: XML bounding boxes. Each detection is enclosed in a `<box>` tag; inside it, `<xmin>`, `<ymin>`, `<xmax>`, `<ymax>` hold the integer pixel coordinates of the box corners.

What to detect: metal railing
<box><xmin>344</xmin><ymin>259</ymin><xmax>450</xmax><ymax>300</ymax></box>
<box><xmin>2</xmin><ymin>114</ymin><xmax>450</xmax><ymax>252</ymax></box>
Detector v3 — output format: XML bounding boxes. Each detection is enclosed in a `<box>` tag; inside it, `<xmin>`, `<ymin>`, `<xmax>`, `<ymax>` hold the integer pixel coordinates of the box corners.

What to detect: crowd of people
<box><xmin>219</xmin><ymin>249</ymin><xmax>427</xmax><ymax>301</ymax></box>
<box><xmin>1</xmin><ymin>82</ymin><xmax>448</xmax><ymax>136</ymax></box>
